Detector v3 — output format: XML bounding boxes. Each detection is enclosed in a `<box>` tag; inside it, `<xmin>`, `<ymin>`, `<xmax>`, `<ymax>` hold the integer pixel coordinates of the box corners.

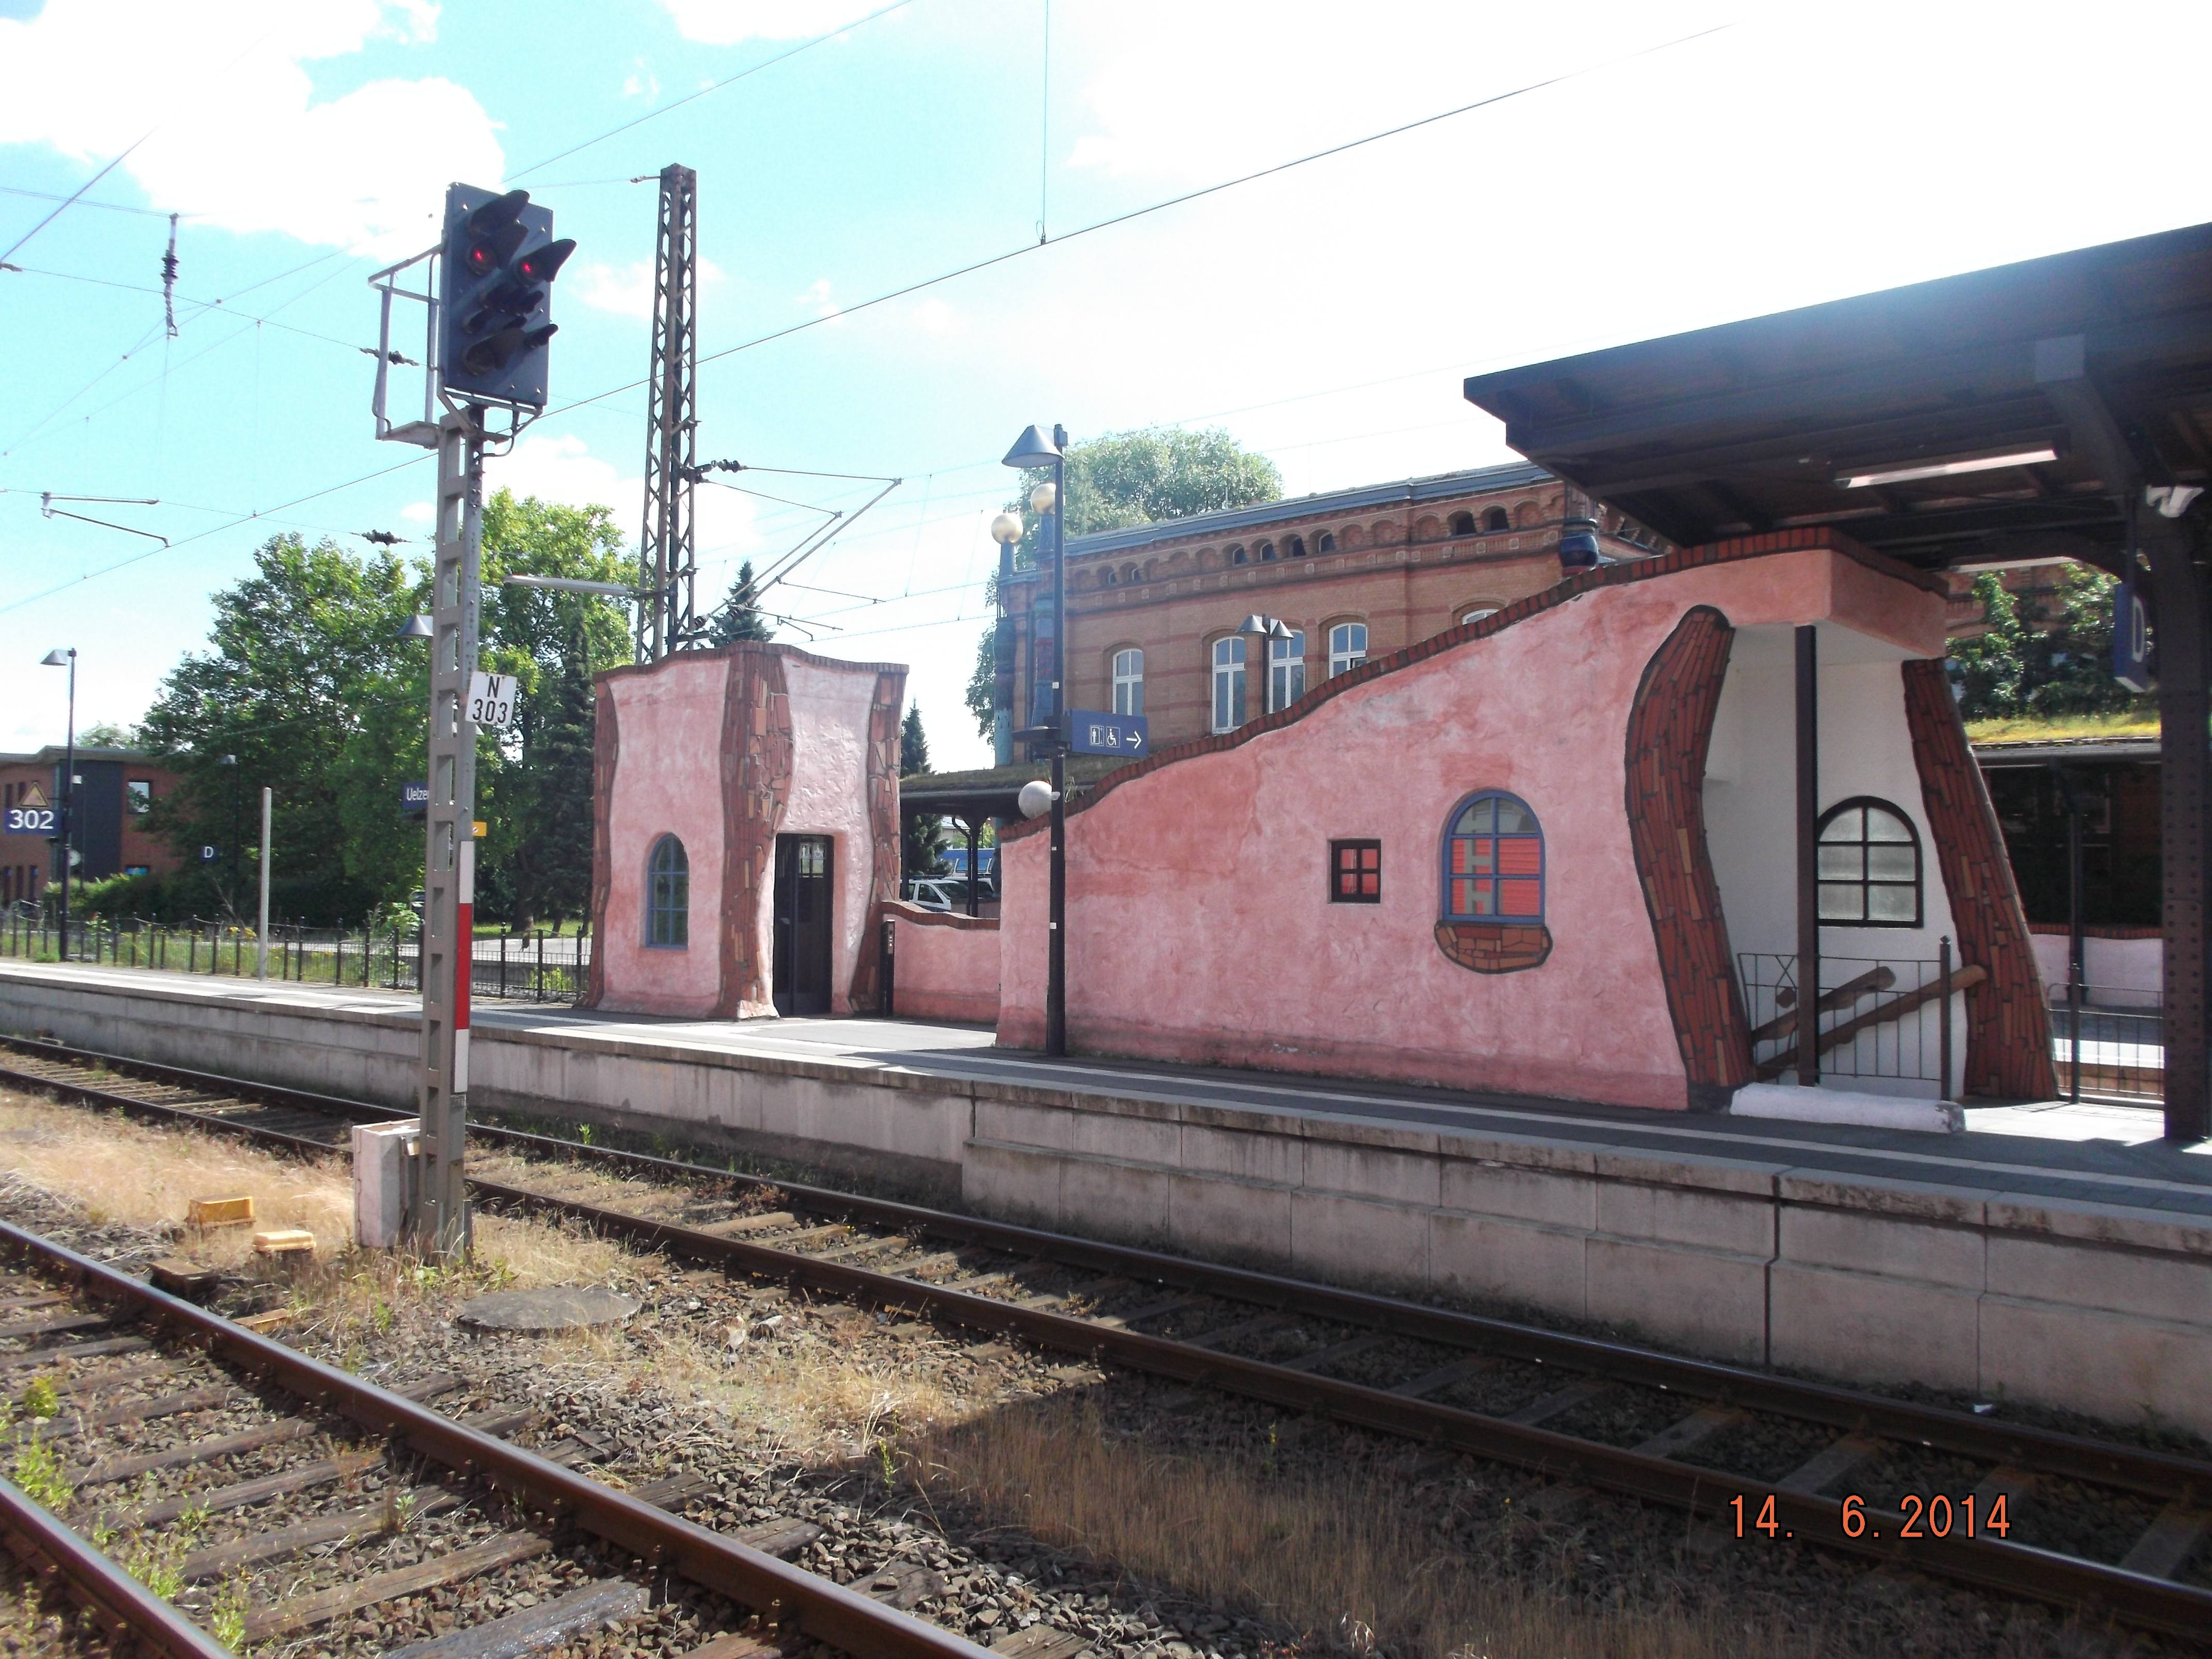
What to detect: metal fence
<box><xmin>1737</xmin><ymin>951</ymin><xmax>1959</xmax><ymax>1088</ymax></box>
<box><xmin>0</xmin><ymin>912</ymin><xmax>591</xmax><ymax>1004</ymax></box>
<box><xmin>2046</xmin><ymin>987</ymin><xmax>2164</xmax><ymax>1101</ymax></box>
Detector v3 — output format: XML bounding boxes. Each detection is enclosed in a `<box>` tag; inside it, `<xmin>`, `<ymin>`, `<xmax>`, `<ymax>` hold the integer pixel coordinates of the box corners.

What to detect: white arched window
<box><xmin>1328</xmin><ymin>622</ymin><xmax>1368</xmax><ymax>678</ymax></box>
<box><xmin>1462</xmin><ymin>606</ymin><xmax>1500</xmax><ymax>626</ymax></box>
<box><xmin>1269</xmin><ymin>630</ymin><xmax>1306</xmax><ymax>712</ymax></box>
<box><xmin>1211</xmin><ymin>637</ymin><xmax>1247</xmax><ymax>733</ymax></box>
<box><xmin>1113</xmin><ymin>648</ymin><xmax>1144</xmax><ymax>716</ymax></box>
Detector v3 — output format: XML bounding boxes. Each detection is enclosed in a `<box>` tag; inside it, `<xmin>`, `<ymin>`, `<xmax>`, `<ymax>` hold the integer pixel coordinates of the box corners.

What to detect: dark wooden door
<box><xmin>772</xmin><ymin>834</ymin><xmax>834</xmax><ymax>1016</ymax></box>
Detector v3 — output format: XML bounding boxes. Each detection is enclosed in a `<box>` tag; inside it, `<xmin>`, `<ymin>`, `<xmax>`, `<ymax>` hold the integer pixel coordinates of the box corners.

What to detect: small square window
<box><xmin>1330</xmin><ymin>839</ymin><xmax>1381</xmax><ymax>904</ymax></box>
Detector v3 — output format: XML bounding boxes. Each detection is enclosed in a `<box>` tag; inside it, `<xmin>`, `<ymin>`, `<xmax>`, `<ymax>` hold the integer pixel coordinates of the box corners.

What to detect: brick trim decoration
<box><xmin>848</xmin><ymin>669</ymin><xmax>908</xmax><ymax>1013</ymax></box>
<box><xmin>1434</xmin><ymin>920</ymin><xmax>1551</xmax><ymax>973</ymax></box>
<box><xmin>1623</xmin><ymin>606</ymin><xmax>1753</xmax><ymax>1109</ymax></box>
<box><xmin>879</xmin><ymin>899</ymin><xmax>1000</xmax><ymax>933</ymax></box>
<box><xmin>1901</xmin><ymin>659</ymin><xmax>2057</xmax><ymax>1099</ymax></box>
<box><xmin>578</xmin><ymin>679</ymin><xmax>619</xmax><ymax>1010</ymax></box>
<box><xmin>2026</xmin><ymin>921</ymin><xmax>2162</xmax><ymax>939</ymax></box>
<box><xmin>594</xmin><ymin>637</ymin><xmax>907</xmax><ymax>688</ymax></box>
<box><xmin>713</xmin><ymin>650</ymin><xmax>793</xmax><ymax>1018</ymax></box>
<box><xmin>1002</xmin><ymin>527</ymin><xmax>1945</xmax><ymax>844</ymax></box>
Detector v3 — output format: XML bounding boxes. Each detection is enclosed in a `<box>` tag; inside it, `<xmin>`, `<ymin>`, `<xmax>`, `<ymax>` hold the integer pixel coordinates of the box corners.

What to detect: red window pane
<box><xmin>1360</xmin><ymin>873</ymin><xmax>1379</xmax><ymax>895</ymax></box>
<box><xmin>1359</xmin><ymin>848</ymin><xmax>1379</xmax><ymax>872</ymax></box>
<box><xmin>1498</xmin><ymin>838</ymin><xmax>1542</xmax><ymax>876</ymax></box>
<box><xmin>1499</xmin><ymin>879</ymin><xmax>1542</xmax><ymax>916</ymax></box>
<box><xmin>1339</xmin><ymin>847</ymin><xmax>1358</xmax><ymax>870</ymax></box>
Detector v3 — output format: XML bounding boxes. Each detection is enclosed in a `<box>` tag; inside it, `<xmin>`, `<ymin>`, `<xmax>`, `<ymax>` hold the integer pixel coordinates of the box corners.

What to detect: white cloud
<box><xmin>622</xmin><ymin>58</ymin><xmax>661</xmax><ymax>102</ymax></box>
<box><xmin>656</xmin><ymin>0</ymin><xmax>887</xmax><ymax>45</ymax></box>
<box><xmin>400</xmin><ymin>500</ymin><xmax>435</xmax><ymax>524</ymax></box>
<box><xmin>573</xmin><ymin>256</ymin><xmax>727</xmax><ymax>319</ymax></box>
<box><xmin>796</xmin><ymin>278</ymin><xmax>842</xmax><ymax>322</ymax></box>
<box><xmin>0</xmin><ymin>0</ymin><xmax>501</xmax><ymax>259</ymax></box>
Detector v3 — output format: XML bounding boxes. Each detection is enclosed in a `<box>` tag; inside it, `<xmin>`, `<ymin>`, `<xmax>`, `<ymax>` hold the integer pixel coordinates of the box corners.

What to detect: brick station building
<box><xmin>999</xmin><ymin>461</ymin><xmax>1668</xmax><ymax>751</ymax></box>
<box><xmin>0</xmin><ymin>746</ymin><xmax>184</xmax><ymax>909</ymax></box>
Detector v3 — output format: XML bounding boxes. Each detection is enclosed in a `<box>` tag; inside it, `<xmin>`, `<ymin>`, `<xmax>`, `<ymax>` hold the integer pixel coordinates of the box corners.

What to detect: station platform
<box><xmin>3</xmin><ymin>959</ymin><xmax>2208</xmax><ymax>1437</ymax></box>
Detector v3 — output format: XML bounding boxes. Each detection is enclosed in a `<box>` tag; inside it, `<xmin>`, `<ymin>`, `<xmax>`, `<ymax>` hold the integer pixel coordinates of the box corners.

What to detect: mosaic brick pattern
<box><xmin>715</xmin><ymin>648</ymin><xmax>794</xmax><ymax>1017</ymax></box>
<box><xmin>579</xmin><ymin>681</ymin><xmax>620</xmax><ymax>1010</ymax></box>
<box><xmin>1433</xmin><ymin>919</ymin><xmax>1552</xmax><ymax>973</ymax></box>
<box><xmin>848</xmin><ymin>669</ymin><xmax>907</xmax><ymax>1013</ymax></box>
<box><xmin>1901</xmin><ymin>657</ymin><xmax>2057</xmax><ymax>1100</ymax></box>
<box><xmin>1624</xmin><ymin>605</ymin><xmax>1753</xmax><ymax>1105</ymax></box>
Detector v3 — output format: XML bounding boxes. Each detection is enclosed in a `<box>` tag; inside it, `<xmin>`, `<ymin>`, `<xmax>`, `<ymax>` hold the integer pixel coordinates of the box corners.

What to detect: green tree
<box><xmin>706</xmin><ymin>559</ymin><xmax>775</xmax><ymax>644</ymax></box>
<box><xmin>76</xmin><ymin>721</ymin><xmax>139</xmax><ymax>749</ymax></box>
<box><xmin>1949</xmin><ymin>573</ymin><xmax>2027</xmax><ymax>721</ymax></box>
<box><xmin>1946</xmin><ymin>564</ymin><xmax>2154</xmax><ymax>725</ymax></box>
<box><xmin>900</xmin><ymin>701</ymin><xmax>942</xmax><ymax>879</ymax></box>
<box><xmin>965</xmin><ymin>426</ymin><xmax>1279</xmax><ymax>737</ymax></box>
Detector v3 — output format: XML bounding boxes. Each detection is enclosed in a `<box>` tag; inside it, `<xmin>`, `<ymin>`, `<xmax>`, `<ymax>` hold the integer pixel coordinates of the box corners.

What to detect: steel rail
<box><xmin>0</xmin><ymin>1219</ymin><xmax>990</xmax><ymax>1659</ymax></box>
<box><xmin>10</xmin><ymin>1039</ymin><xmax>2212</xmax><ymax>1633</ymax></box>
<box><xmin>0</xmin><ymin>1469</ymin><xmax>236</xmax><ymax>1659</ymax></box>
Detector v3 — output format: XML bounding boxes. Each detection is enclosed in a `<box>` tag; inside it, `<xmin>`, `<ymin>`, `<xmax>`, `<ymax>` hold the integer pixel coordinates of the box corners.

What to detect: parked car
<box><xmin>904</xmin><ymin>877</ymin><xmax>960</xmax><ymax>912</ymax></box>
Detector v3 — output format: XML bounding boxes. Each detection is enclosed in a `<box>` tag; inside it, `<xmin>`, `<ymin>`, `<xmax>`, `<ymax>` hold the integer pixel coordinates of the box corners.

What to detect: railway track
<box><xmin>3</xmin><ymin>1034</ymin><xmax>2211</xmax><ymax>1642</ymax></box>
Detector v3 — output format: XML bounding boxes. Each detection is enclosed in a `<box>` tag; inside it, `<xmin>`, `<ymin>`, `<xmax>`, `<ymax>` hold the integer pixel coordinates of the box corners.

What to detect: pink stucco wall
<box><xmin>757</xmin><ymin>657</ymin><xmax>883</xmax><ymax>1017</ymax></box>
<box><xmin>886</xmin><ymin>902</ymin><xmax>1000</xmax><ymax>1024</ymax></box>
<box><xmin>598</xmin><ymin>653</ymin><xmax>730</xmax><ymax>1018</ymax></box>
<box><xmin>997</xmin><ymin>543</ymin><xmax>1947</xmax><ymax>1109</ymax></box>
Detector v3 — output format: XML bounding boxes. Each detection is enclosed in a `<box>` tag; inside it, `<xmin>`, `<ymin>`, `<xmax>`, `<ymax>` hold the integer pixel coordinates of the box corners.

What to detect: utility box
<box><xmin>352</xmin><ymin>1119</ymin><xmax>420</xmax><ymax>1249</ymax></box>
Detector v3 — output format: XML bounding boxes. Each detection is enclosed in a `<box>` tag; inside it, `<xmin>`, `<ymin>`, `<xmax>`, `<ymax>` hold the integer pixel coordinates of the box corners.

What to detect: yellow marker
<box><xmin>473</xmin><ymin>820</ymin><xmax>488</xmax><ymax>839</ymax></box>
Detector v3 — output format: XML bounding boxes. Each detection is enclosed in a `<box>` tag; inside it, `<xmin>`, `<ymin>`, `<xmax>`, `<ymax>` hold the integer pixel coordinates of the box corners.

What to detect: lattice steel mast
<box><xmin>637</xmin><ymin>163</ymin><xmax>699</xmax><ymax>661</ymax></box>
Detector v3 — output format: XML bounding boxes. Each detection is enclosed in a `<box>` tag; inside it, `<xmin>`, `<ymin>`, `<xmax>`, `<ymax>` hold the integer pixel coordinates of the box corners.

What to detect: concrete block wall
<box><xmin>4</xmin><ymin>963</ymin><xmax>2207</xmax><ymax>1436</ymax></box>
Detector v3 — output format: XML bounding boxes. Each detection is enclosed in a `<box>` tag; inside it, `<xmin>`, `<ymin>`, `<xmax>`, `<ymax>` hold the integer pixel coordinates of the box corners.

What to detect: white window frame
<box><xmin>1327</xmin><ymin>622</ymin><xmax>1368</xmax><ymax>678</ymax></box>
<box><xmin>1113</xmin><ymin>648</ymin><xmax>1144</xmax><ymax>716</ymax></box>
<box><xmin>1268</xmin><ymin>630</ymin><xmax>1306</xmax><ymax>712</ymax></box>
<box><xmin>1211</xmin><ymin>637</ymin><xmax>1247</xmax><ymax>733</ymax></box>
<box><xmin>1461</xmin><ymin>607</ymin><xmax>1500</xmax><ymax>626</ymax></box>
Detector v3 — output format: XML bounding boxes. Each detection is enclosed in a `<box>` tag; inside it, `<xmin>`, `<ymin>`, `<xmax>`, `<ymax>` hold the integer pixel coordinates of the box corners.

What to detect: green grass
<box><xmin>1966</xmin><ymin>710</ymin><xmax>2160</xmax><ymax>745</ymax></box>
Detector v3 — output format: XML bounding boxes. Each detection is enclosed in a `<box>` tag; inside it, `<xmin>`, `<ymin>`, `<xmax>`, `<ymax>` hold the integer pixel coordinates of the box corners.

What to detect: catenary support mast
<box><xmin>637</xmin><ymin>163</ymin><xmax>699</xmax><ymax>661</ymax></box>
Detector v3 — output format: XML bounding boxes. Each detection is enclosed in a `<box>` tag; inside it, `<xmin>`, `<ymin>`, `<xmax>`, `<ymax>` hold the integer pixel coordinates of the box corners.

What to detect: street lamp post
<box><xmin>1002</xmin><ymin>424</ymin><xmax>1067</xmax><ymax>1058</ymax></box>
<box><xmin>219</xmin><ymin>753</ymin><xmax>240</xmax><ymax>909</ymax></box>
<box><xmin>988</xmin><ymin>512</ymin><xmax>1023</xmax><ymax>769</ymax></box>
<box><xmin>38</xmin><ymin>649</ymin><xmax>75</xmax><ymax>957</ymax></box>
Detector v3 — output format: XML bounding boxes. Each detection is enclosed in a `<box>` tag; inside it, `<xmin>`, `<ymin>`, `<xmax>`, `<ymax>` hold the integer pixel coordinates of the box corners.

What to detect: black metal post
<box><xmin>1794</xmin><ymin>624</ymin><xmax>1819</xmax><ymax>1087</ymax></box>
<box><xmin>2052</xmin><ymin>764</ymin><xmax>2087</xmax><ymax>1103</ymax></box>
<box><xmin>2145</xmin><ymin>519</ymin><xmax>2208</xmax><ymax>1140</ymax></box>
<box><xmin>1938</xmin><ymin>935</ymin><xmax>1954</xmax><ymax>1102</ymax></box>
<box><xmin>964</xmin><ymin>819</ymin><xmax>981</xmax><ymax>918</ymax></box>
<box><xmin>53</xmin><ymin>650</ymin><xmax>75</xmax><ymax>960</ymax></box>
<box><xmin>1047</xmin><ymin>435</ymin><xmax>1068</xmax><ymax>1059</ymax></box>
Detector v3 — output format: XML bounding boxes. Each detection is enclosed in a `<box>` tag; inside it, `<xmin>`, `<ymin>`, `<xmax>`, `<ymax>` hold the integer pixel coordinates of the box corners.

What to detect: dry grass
<box><xmin>1965</xmin><ymin>710</ymin><xmax>2158</xmax><ymax>744</ymax></box>
<box><xmin>904</xmin><ymin>1396</ymin><xmax>1830</xmax><ymax>1659</ymax></box>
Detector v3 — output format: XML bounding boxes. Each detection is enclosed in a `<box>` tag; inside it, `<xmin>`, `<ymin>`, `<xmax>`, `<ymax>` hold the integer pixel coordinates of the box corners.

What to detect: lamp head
<box><xmin>1028</xmin><ymin>481</ymin><xmax>1056</xmax><ymax>514</ymax></box>
<box><xmin>1238</xmin><ymin>613</ymin><xmax>1269</xmax><ymax>636</ymax></box>
<box><xmin>39</xmin><ymin>648</ymin><xmax>72</xmax><ymax>667</ymax></box>
<box><xmin>397</xmin><ymin>613</ymin><xmax>435</xmax><ymax>640</ymax></box>
<box><xmin>1001</xmin><ymin>424</ymin><xmax>1061</xmax><ymax>468</ymax></box>
<box><xmin>989</xmin><ymin>512</ymin><xmax>1024</xmax><ymax>546</ymax></box>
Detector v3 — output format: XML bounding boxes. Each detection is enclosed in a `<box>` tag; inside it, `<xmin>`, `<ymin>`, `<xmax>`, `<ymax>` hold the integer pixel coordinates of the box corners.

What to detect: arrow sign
<box><xmin>1067</xmin><ymin>709</ymin><xmax>1148</xmax><ymax>757</ymax></box>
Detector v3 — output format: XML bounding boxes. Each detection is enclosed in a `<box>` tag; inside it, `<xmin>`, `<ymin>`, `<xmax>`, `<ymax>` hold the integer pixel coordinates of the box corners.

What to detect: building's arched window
<box><xmin>1817</xmin><ymin>798</ymin><xmax>1923</xmax><ymax>926</ymax></box>
<box><xmin>1211</xmin><ymin>637</ymin><xmax>1247</xmax><ymax>731</ymax></box>
<box><xmin>1268</xmin><ymin>629</ymin><xmax>1307</xmax><ymax>711</ymax></box>
<box><xmin>1101</xmin><ymin>566</ymin><xmax>1118</xmax><ymax>586</ymax></box>
<box><xmin>647</xmin><ymin>835</ymin><xmax>689</xmax><ymax>948</ymax></box>
<box><xmin>1327</xmin><ymin>621</ymin><xmax>1368</xmax><ymax>677</ymax></box>
<box><xmin>1316</xmin><ymin>531</ymin><xmax>1336</xmax><ymax>552</ymax></box>
<box><xmin>1514</xmin><ymin>500</ymin><xmax>1539</xmax><ymax>528</ymax></box>
<box><xmin>1443</xmin><ymin>793</ymin><xmax>1543</xmax><ymax>921</ymax></box>
<box><xmin>1113</xmin><ymin>648</ymin><xmax>1144</xmax><ymax>716</ymax></box>
<box><xmin>1124</xmin><ymin>564</ymin><xmax>1140</xmax><ymax>585</ymax></box>
<box><xmin>1461</xmin><ymin>606</ymin><xmax>1500</xmax><ymax>626</ymax></box>
<box><xmin>1483</xmin><ymin>506</ymin><xmax>1509</xmax><ymax>533</ymax></box>
<box><xmin>1449</xmin><ymin>511</ymin><xmax>1476</xmax><ymax>536</ymax></box>
<box><xmin>1230</xmin><ymin>544</ymin><xmax>1248</xmax><ymax>566</ymax></box>
<box><xmin>1287</xmin><ymin>535</ymin><xmax>1307</xmax><ymax>557</ymax></box>
<box><xmin>1259</xmin><ymin>541</ymin><xmax>1277</xmax><ymax>562</ymax></box>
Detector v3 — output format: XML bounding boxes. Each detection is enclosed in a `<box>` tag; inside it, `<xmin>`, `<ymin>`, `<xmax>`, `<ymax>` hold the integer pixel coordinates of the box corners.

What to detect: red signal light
<box><xmin>515</xmin><ymin>238</ymin><xmax>575</xmax><ymax>284</ymax></box>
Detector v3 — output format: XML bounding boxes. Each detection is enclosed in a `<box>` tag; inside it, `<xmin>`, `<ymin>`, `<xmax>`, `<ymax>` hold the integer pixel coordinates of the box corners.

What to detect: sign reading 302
<box><xmin>4</xmin><ymin>806</ymin><xmax>57</xmax><ymax>835</ymax></box>
<box><xmin>467</xmin><ymin>671</ymin><xmax>517</xmax><ymax>730</ymax></box>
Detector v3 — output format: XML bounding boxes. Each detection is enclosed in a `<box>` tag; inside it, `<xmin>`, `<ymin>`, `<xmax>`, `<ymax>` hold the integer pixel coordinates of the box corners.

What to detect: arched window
<box><xmin>1483</xmin><ymin>507</ymin><xmax>1509</xmax><ymax>533</ymax></box>
<box><xmin>1101</xmin><ymin>566</ymin><xmax>1118</xmax><ymax>586</ymax></box>
<box><xmin>1230</xmin><ymin>545</ymin><xmax>1248</xmax><ymax>566</ymax></box>
<box><xmin>647</xmin><ymin>835</ymin><xmax>689</xmax><ymax>948</ymax></box>
<box><xmin>1327</xmin><ymin>621</ymin><xmax>1367</xmax><ymax>677</ymax></box>
<box><xmin>1461</xmin><ymin>606</ymin><xmax>1500</xmax><ymax>626</ymax></box>
<box><xmin>1443</xmin><ymin>793</ymin><xmax>1543</xmax><ymax>921</ymax></box>
<box><xmin>1123</xmin><ymin>564</ymin><xmax>1140</xmax><ymax>585</ymax></box>
<box><xmin>1817</xmin><ymin>798</ymin><xmax>1923</xmax><ymax>926</ymax></box>
<box><xmin>1316</xmin><ymin>531</ymin><xmax>1336</xmax><ymax>552</ymax></box>
<box><xmin>1449</xmin><ymin>511</ymin><xmax>1475</xmax><ymax>536</ymax></box>
<box><xmin>1287</xmin><ymin>535</ymin><xmax>1307</xmax><ymax>558</ymax></box>
<box><xmin>1211</xmin><ymin>637</ymin><xmax>1247</xmax><ymax>731</ymax></box>
<box><xmin>1259</xmin><ymin>541</ymin><xmax>1277</xmax><ymax>562</ymax></box>
<box><xmin>1268</xmin><ymin>629</ymin><xmax>1306</xmax><ymax>711</ymax></box>
<box><xmin>1113</xmin><ymin>648</ymin><xmax>1144</xmax><ymax>716</ymax></box>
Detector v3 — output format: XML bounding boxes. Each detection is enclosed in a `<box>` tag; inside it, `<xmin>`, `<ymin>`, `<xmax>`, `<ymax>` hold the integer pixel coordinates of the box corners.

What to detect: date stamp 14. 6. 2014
<box><xmin>1730</xmin><ymin>1492</ymin><xmax>2012</xmax><ymax>1542</ymax></box>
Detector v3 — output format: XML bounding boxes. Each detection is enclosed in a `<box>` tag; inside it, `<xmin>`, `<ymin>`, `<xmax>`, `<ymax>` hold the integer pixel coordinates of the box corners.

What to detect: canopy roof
<box><xmin>1463</xmin><ymin>222</ymin><xmax>2212</xmax><ymax>573</ymax></box>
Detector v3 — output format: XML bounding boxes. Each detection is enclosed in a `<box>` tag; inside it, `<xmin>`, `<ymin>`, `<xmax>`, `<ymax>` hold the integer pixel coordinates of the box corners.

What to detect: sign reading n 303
<box><xmin>467</xmin><ymin>671</ymin><xmax>517</xmax><ymax>729</ymax></box>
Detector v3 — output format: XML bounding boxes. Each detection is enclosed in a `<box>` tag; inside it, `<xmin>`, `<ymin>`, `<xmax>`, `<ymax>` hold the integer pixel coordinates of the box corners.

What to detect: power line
<box><xmin>545</xmin><ymin>23</ymin><xmax>1729</xmax><ymax>424</ymax></box>
<box><xmin>504</xmin><ymin>0</ymin><xmax>922</xmax><ymax>182</ymax></box>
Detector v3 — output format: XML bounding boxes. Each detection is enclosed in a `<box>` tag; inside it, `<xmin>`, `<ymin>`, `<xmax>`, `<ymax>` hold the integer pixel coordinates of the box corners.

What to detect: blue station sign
<box><xmin>1067</xmin><ymin>709</ymin><xmax>1149</xmax><ymax>758</ymax></box>
<box><xmin>401</xmin><ymin>780</ymin><xmax>431</xmax><ymax>812</ymax></box>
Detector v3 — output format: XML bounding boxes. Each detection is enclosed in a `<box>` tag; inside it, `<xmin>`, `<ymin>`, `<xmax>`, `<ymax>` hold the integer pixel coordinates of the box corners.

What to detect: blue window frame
<box><xmin>1442</xmin><ymin>792</ymin><xmax>1544</xmax><ymax>921</ymax></box>
<box><xmin>647</xmin><ymin>834</ymin><xmax>689</xmax><ymax>948</ymax></box>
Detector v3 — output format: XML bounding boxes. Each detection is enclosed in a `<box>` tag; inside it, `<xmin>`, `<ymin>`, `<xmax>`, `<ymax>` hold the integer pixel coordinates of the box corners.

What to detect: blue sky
<box><xmin>4</xmin><ymin>0</ymin><xmax>2209</xmax><ymax>770</ymax></box>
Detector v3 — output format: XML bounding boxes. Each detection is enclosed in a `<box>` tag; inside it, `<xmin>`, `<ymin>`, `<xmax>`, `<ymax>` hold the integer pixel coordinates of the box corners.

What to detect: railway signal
<box><xmin>438</xmin><ymin>185</ymin><xmax>574</xmax><ymax>408</ymax></box>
